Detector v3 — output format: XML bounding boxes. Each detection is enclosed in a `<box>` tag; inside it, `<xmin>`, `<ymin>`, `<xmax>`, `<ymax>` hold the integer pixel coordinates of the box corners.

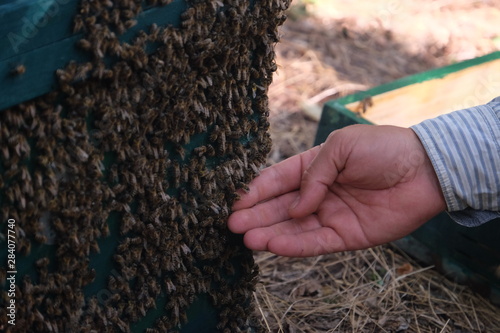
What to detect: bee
<box><xmin>115</xmin><ymin>318</ymin><xmax>128</xmax><ymax>332</ymax></box>
<box><xmin>193</xmin><ymin>145</ymin><xmax>207</xmax><ymax>157</ymax></box>
<box><xmin>179</xmin><ymin>214</ymin><xmax>190</xmax><ymax>230</ymax></box>
<box><xmin>355</xmin><ymin>96</ymin><xmax>374</xmax><ymax>115</ymax></box>
<box><xmin>137</xmin><ymin>301</ymin><xmax>146</xmax><ymax>317</ymax></box>
<box><xmin>181</xmin><ymin>7</ymin><xmax>195</xmax><ymax>23</ymax></box>
<box><xmin>181</xmin><ymin>165</ymin><xmax>190</xmax><ymax>183</ymax></box>
<box><xmin>0</xmin><ymin>145</ymin><xmax>10</xmax><ymax>160</ymax></box>
<box><xmin>198</xmin><ymin>216</ymin><xmax>212</xmax><ymax>228</ymax></box>
<box><xmin>187</xmin><ymin>196</ymin><xmax>199</xmax><ymax>210</ymax></box>
<box><xmin>205</xmin><ymin>144</ymin><xmax>215</xmax><ymax>157</ymax></box>
<box><xmin>146</xmin><ymin>276</ymin><xmax>161</xmax><ymax>295</ymax></box>
<box><xmin>124</xmin><ymin>19</ymin><xmax>137</xmax><ymax>30</ymax></box>
<box><xmin>165</xmin><ymin>279</ymin><xmax>176</xmax><ymax>293</ymax></box>
<box><xmin>133</xmin><ymin>49</ymin><xmax>149</xmax><ymax>70</ymax></box>
<box><xmin>154</xmin><ymin>319</ymin><xmax>167</xmax><ymax>332</ymax></box>
<box><xmin>117</xmin><ymin>237</ymin><xmax>133</xmax><ymax>253</ymax></box>
<box><xmin>249</xmin><ymin>162</ymin><xmax>261</xmax><ymax>176</ymax></box>
<box><xmin>75</xmin><ymin>62</ymin><xmax>93</xmax><ymax>81</ymax></box>
<box><xmin>203</xmin><ymin>179</ymin><xmax>217</xmax><ymax>196</ymax></box>
<box><xmin>92</xmin><ymin>61</ymin><xmax>107</xmax><ymax>79</ymax></box>
<box><xmin>147</xmin><ymin>23</ymin><xmax>160</xmax><ymax>41</ymax></box>
<box><xmin>9</xmin><ymin>133</ymin><xmax>30</xmax><ymax>157</ymax></box>
<box><xmin>217</xmin><ymin>131</ymin><xmax>226</xmax><ymax>155</ymax></box>
<box><xmin>34</xmin><ymin>229</ymin><xmax>48</xmax><ymax>244</ymax></box>
<box><xmin>107</xmin><ymin>275</ymin><xmax>119</xmax><ymax>293</ymax></box>
<box><xmin>113</xmin><ymin>254</ymin><xmax>126</xmax><ymax>267</ymax></box>
<box><xmin>179</xmin><ymin>243</ymin><xmax>191</xmax><ymax>255</ymax></box>
<box><xmin>89</xmin><ymin>240</ymin><xmax>100</xmax><ymax>254</ymax></box>
<box><xmin>106</xmin><ymin>292</ymin><xmax>121</xmax><ymax>304</ymax></box>
<box><xmin>179</xmin><ymin>187</ymin><xmax>188</xmax><ymax>203</ymax></box>
<box><xmin>74</xmin><ymin>146</ymin><xmax>89</xmax><ymax>162</ymax></box>
<box><xmin>11</xmin><ymin>64</ymin><xmax>26</xmax><ymax>76</ymax></box>
<box><xmin>166</xmin><ymin>204</ymin><xmax>177</xmax><ymax>221</ymax></box>
<box><xmin>137</xmin><ymin>259</ymin><xmax>151</xmax><ymax>276</ymax></box>
<box><xmin>188</xmin><ymin>211</ymin><xmax>198</xmax><ymax>225</ymax></box>
<box><xmin>174</xmin><ymin>144</ymin><xmax>185</xmax><ymax>160</ymax></box>
<box><xmin>208</xmin><ymin>202</ymin><xmax>220</xmax><ymax>215</ymax></box>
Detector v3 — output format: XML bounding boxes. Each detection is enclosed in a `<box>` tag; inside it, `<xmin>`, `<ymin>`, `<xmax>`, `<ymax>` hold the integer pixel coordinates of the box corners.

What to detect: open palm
<box><xmin>228</xmin><ymin>125</ymin><xmax>446</xmax><ymax>257</ymax></box>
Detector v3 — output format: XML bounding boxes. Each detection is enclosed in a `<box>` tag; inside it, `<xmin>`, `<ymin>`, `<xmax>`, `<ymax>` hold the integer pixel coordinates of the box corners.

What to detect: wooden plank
<box><xmin>331</xmin><ymin>52</ymin><xmax>500</xmax><ymax>106</ymax></box>
<box><xmin>0</xmin><ymin>0</ymin><xmax>188</xmax><ymax>111</ymax></box>
<box><xmin>346</xmin><ymin>58</ymin><xmax>500</xmax><ymax>127</ymax></box>
<box><xmin>322</xmin><ymin>51</ymin><xmax>500</xmax><ymax>128</ymax></box>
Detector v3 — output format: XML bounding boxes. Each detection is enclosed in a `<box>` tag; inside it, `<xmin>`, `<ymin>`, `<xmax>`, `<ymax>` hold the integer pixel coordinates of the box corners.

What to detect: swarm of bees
<box><xmin>0</xmin><ymin>0</ymin><xmax>290</xmax><ymax>331</ymax></box>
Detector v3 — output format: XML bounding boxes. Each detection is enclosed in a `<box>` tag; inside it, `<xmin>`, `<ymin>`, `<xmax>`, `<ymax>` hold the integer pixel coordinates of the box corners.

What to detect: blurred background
<box><xmin>257</xmin><ymin>0</ymin><xmax>500</xmax><ymax>331</ymax></box>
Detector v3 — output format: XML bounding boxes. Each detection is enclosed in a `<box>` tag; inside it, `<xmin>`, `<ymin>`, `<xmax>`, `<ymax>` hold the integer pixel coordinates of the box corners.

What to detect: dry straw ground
<box><xmin>256</xmin><ymin>0</ymin><xmax>500</xmax><ymax>332</ymax></box>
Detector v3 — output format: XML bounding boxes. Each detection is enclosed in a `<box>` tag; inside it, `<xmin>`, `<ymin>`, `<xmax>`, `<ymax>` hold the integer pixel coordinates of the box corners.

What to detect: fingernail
<box><xmin>290</xmin><ymin>195</ymin><xmax>300</xmax><ymax>210</ymax></box>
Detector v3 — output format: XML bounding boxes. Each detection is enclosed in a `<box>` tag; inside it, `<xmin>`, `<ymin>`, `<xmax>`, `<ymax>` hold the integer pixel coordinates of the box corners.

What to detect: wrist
<box><xmin>409</xmin><ymin>128</ymin><xmax>447</xmax><ymax>214</ymax></box>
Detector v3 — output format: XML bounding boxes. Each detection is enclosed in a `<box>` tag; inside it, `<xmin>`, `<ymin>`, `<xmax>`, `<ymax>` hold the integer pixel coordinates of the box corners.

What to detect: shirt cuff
<box><xmin>447</xmin><ymin>209</ymin><xmax>500</xmax><ymax>227</ymax></box>
<box><xmin>411</xmin><ymin>97</ymin><xmax>500</xmax><ymax>227</ymax></box>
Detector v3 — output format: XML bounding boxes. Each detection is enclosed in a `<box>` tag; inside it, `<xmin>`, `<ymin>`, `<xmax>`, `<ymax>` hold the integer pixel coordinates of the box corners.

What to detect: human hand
<box><xmin>228</xmin><ymin>124</ymin><xmax>446</xmax><ymax>257</ymax></box>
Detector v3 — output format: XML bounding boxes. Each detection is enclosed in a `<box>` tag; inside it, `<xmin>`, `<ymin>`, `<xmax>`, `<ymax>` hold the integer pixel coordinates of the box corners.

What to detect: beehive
<box><xmin>315</xmin><ymin>51</ymin><xmax>500</xmax><ymax>305</ymax></box>
<box><xmin>0</xmin><ymin>0</ymin><xmax>290</xmax><ymax>331</ymax></box>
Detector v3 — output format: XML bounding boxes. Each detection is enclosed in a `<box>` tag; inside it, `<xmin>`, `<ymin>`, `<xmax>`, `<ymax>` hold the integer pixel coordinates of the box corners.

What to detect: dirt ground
<box><xmin>256</xmin><ymin>0</ymin><xmax>500</xmax><ymax>332</ymax></box>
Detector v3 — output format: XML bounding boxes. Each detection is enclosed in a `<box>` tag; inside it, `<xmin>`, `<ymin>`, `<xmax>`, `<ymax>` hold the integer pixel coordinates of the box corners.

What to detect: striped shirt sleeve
<box><xmin>410</xmin><ymin>97</ymin><xmax>500</xmax><ymax>227</ymax></box>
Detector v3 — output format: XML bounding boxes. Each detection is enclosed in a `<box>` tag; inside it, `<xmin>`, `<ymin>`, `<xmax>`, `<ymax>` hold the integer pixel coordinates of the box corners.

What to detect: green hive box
<box><xmin>0</xmin><ymin>0</ymin><xmax>290</xmax><ymax>331</ymax></box>
<box><xmin>315</xmin><ymin>51</ymin><xmax>500</xmax><ymax>305</ymax></box>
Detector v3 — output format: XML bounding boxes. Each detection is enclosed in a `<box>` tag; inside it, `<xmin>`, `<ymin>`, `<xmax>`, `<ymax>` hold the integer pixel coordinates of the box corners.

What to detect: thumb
<box><xmin>289</xmin><ymin>131</ymin><xmax>345</xmax><ymax>218</ymax></box>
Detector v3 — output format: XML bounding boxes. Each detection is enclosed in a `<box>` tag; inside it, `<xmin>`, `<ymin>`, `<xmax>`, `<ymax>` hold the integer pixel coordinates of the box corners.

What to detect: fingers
<box><xmin>228</xmin><ymin>191</ymin><xmax>299</xmax><ymax>233</ymax></box>
<box><xmin>232</xmin><ymin>145</ymin><xmax>321</xmax><ymax>210</ymax></box>
<box><xmin>242</xmin><ymin>215</ymin><xmax>321</xmax><ymax>251</ymax></box>
<box><xmin>243</xmin><ymin>217</ymin><xmax>347</xmax><ymax>257</ymax></box>
<box><xmin>268</xmin><ymin>228</ymin><xmax>346</xmax><ymax>257</ymax></box>
<box><xmin>289</xmin><ymin>132</ymin><xmax>345</xmax><ymax>218</ymax></box>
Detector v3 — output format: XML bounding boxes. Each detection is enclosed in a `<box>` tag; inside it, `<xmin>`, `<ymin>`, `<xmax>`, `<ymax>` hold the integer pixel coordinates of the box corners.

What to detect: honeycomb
<box><xmin>0</xmin><ymin>0</ymin><xmax>290</xmax><ymax>331</ymax></box>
